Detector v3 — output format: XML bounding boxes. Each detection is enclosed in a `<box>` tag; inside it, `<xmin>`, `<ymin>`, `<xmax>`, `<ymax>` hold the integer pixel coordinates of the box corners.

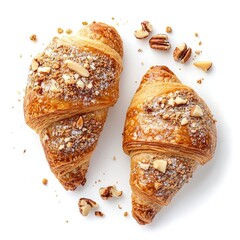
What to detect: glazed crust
<box><xmin>122</xmin><ymin>66</ymin><xmax>216</xmax><ymax>224</ymax></box>
<box><xmin>24</xmin><ymin>22</ymin><xmax>123</xmax><ymax>190</ymax></box>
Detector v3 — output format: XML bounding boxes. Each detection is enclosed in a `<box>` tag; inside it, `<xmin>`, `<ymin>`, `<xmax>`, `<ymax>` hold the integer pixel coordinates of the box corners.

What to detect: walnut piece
<box><xmin>78</xmin><ymin>198</ymin><xmax>98</xmax><ymax>216</ymax></box>
<box><xmin>138</xmin><ymin>162</ymin><xmax>150</xmax><ymax>170</ymax></box>
<box><xmin>95</xmin><ymin>211</ymin><xmax>104</xmax><ymax>217</ymax></box>
<box><xmin>149</xmin><ymin>34</ymin><xmax>171</xmax><ymax>50</ymax></box>
<box><xmin>134</xmin><ymin>21</ymin><xmax>153</xmax><ymax>39</ymax></box>
<box><xmin>99</xmin><ymin>185</ymin><xmax>123</xmax><ymax>200</ymax></box>
<box><xmin>173</xmin><ymin>43</ymin><xmax>192</xmax><ymax>64</ymax></box>
<box><xmin>193</xmin><ymin>61</ymin><xmax>212</xmax><ymax>72</ymax></box>
<box><xmin>65</xmin><ymin>60</ymin><xmax>90</xmax><ymax>77</ymax></box>
<box><xmin>191</xmin><ymin>105</ymin><xmax>204</xmax><ymax>117</ymax></box>
<box><xmin>153</xmin><ymin>160</ymin><xmax>167</xmax><ymax>173</ymax></box>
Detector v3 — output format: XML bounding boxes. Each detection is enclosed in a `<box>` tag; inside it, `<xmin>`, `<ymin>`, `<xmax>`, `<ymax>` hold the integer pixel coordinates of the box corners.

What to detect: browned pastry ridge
<box><xmin>122</xmin><ymin>66</ymin><xmax>217</xmax><ymax>225</ymax></box>
<box><xmin>24</xmin><ymin>22</ymin><xmax>123</xmax><ymax>190</ymax></box>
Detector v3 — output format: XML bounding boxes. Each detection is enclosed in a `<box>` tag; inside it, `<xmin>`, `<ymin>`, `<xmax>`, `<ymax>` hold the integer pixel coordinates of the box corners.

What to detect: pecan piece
<box><xmin>173</xmin><ymin>43</ymin><xmax>192</xmax><ymax>64</ymax></box>
<box><xmin>78</xmin><ymin>198</ymin><xmax>98</xmax><ymax>216</ymax></box>
<box><xmin>149</xmin><ymin>34</ymin><xmax>171</xmax><ymax>50</ymax></box>
<box><xmin>134</xmin><ymin>21</ymin><xmax>153</xmax><ymax>39</ymax></box>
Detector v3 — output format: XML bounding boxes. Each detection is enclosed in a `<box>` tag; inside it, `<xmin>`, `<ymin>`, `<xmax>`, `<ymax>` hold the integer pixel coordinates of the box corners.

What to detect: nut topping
<box><xmin>191</xmin><ymin>105</ymin><xmax>204</xmax><ymax>117</ymax></box>
<box><xmin>65</xmin><ymin>60</ymin><xmax>90</xmax><ymax>77</ymax></box>
<box><xmin>193</xmin><ymin>61</ymin><xmax>212</xmax><ymax>72</ymax></box>
<box><xmin>134</xmin><ymin>21</ymin><xmax>153</xmax><ymax>39</ymax></box>
<box><xmin>173</xmin><ymin>43</ymin><xmax>192</xmax><ymax>63</ymax></box>
<box><xmin>31</xmin><ymin>59</ymin><xmax>39</xmax><ymax>71</ymax></box>
<box><xmin>99</xmin><ymin>185</ymin><xmax>123</xmax><ymax>200</ymax></box>
<box><xmin>149</xmin><ymin>34</ymin><xmax>171</xmax><ymax>50</ymax></box>
<box><xmin>139</xmin><ymin>162</ymin><xmax>150</xmax><ymax>170</ymax></box>
<box><xmin>37</xmin><ymin>66</ymin><xmax>51</xmax><ymax>74</ymax></box>
<box><xmin>175</xmin><ymin>96</ymin><xmax>187</xmax><ymax>105</ymax></box>
<box><xmin>181</xmin><ymin>117</ymin><xmax>189</xmax><ymax>125</ymax></box>
<box><xmin>78</xmin><ymin>198</ymin><xmax>98</xmax><ymax>216</ymax></box>
<box><xmin>153</xmin><ymin>160</ymin><xmax>167</xmax><ymax>173</ymax></box>
<box><xmin>76</xmin><ymin>116</ymin><xmax>84</xmax><ymax>129</ymax></box>
<box><xmin>76</xmin><ymin>80</ymin><xmax>85</xmax><ymax>89</ymax></box>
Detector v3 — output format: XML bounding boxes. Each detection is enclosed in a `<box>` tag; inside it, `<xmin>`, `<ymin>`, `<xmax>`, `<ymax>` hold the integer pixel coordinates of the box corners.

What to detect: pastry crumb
<box><xmin>194</xmin><ymin>32</ymin><xmax>199</xmax><ymax>37</ymax></box>
<box><xmin>118</xmin><ymin>204</ymin><xmax>122</xmax><ymax>209</ymax></box>
<box><xmin>66</xmin><ymin>29</ymin><xmax>73</xmax><ymax>34</ymax></box>
<box><xmin>30</xmin><ymin>34</ymin><xmax>37</xmax><ymax>41</ymax></box>
<box><xmin>113</xmin><ymin>156</ymin><xmax>116</xmax><ymax>160</ymax></box>
<box><xmin>57</xmin><ymin>28</ymin><xmax>64</xmax><ymax>34</ymax></box>
<box><xmin>141</xmin><ymin>61</ymin><xmax>144</xmax><ymax>66</ymax></box>
<box><xmin>166</xmin><ymin>26</ymin><xmax>172</xmax><ymax>33</ymax></box>
<box><xmin>65</xmin><ymin>220</ymin><xmax>69</xmax><ymax>223</ymax></box>
<box><xmin>197</xmin><ymin>78</ymin><xmax>204</xmax><ymax>84</ymax></box>
<box><xmin>111</xmin><ymin>17</ymin><xmax>115</xmax><ymax>20</ymax></box>
<box><xmin>198</xmin><ymin>41</ymin><xmax>202</xmax><ymax>46</ymax></box>
<box><xmin>195</xmin><ymin>50</ymin><xmax>202</xmax><ymax>55</ymax></box>
<box><xmin>82</xmin><ymin>21</ymin><xmax>88</xmax><ymax>26</ymax></box>
<box><xmin>95</xmin><ymin>211</ymin><xmax>104</xmax><ymax>217</ymax></box>
<box><xmin>19</xmin><ymin>54</ymin><xmax>22</xmax><ymax>58</ymax></box>
<box><xmin>42</xmin><ymin>178</ymin><xmax>48</xmax><ymax>185</ymax></box>
<box><xmin>23</xmin><ymin>149</ymin><xmax>26</xmax><ymax>154</ymax></box>
<box><xmin>124</xmin><ymin>211</ymin><xmax>128</xmax><ymax>217</ymax></box>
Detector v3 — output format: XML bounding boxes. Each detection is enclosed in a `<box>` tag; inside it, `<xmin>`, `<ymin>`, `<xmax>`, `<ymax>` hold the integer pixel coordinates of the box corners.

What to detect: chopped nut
<box><xmin>149</xmin><ymin>34</ymin><xmax>171</xmax><ymax>50</ymax></box>
<box><xmin>63</xmin><ymin>74</ymin><xmax>75</xmax><ymax>84</ymax></box>
<box><xmin>134</xmin><ymin>21</ymin><xmax>153</xmax><ymax>39</ymax></box>
<box><xmin>65</xmin><ymin>60</ymin><xmax>90</xmax><ymax>77</ymax></box>
<box><xmin>30</xmin><ymin>34</ymin><xmax>37</xmax><ymax>41</ymax></box>
<box><xmin>166</xmin><ymin>26</ymin><xmax>172</xmax><ymax>33</ymax></box>
<box><xmin>58</xmin><ymin>144</ymin><xmax>65</xmax><ymax>150</ymax></box>
<box><xmin>37</xmin><ymin>66</ymin><xmax>51</xmax><ymax>74</ymax></box>
<box><xmin>66</xmin><ymin>29</ymin><xmax>72</xmax><ymax>34</ymax></box>
<box><xmin>138</xmin><ymin>162</ymin><xmax>150</xmax><ymax>170</ymax></box>
<box><xmin>175</xmin><ymin>96</ymin><xmax>187</xmax><ymax>105</ymax></box>
<box><xmin>191</xmin><ymin>105</ymin><xmax>204</xmax><ymax>117</ymax></box>
<box><xmin>86</xmin><ymin>82</ymin><xmax>93</xmax><ymax>89</ymax></box>
<box><xmin>173</xmin><ymin>43</ymin><xmax>192</xmax><ymax>63</ymax></box>
<box><xmin>78</xmin><ymin>198</ymin><xmax>98</xmax><ymax>216</ymax></box>
<box><xmin>99</xmin><ymin>185</ymin><xmax>123</xmax><ymax>200</ymax></box>
<box><xmin>162</xmin><ymin>114</ymin><xmax>170</xmax><ymax>120</ymax></box>
<box><xmin>64</xmin><ymin>137</ymin><xmax>71</xmax><ymax>143</ymax></box>
<box><xmin>76</xmin><ymin>80</ymin><xmax>85</xmax><ymax>89</ymax></box>
<box><xmin>76</xmin><ymin>116</ymin><xmax>84</xmax><ymax>129</ymax></box>
<box><xmin>57</xmin><ymin>28</ymin><xmax>64</xmax><ymax>34</ymax></box>
<box><xmin>42</xmin><ymin>134</ymin><xmax>49</xmax><ymax>142</ymax></box>
<box><xmin>124</xmin><ymin>212</ymin><xmax>128</xmax><ymax>217</ymax></box>
<box><xmin>50</xmin><ymin>84</ymin><xmax>61</xmax><ymax>93</ymax></box>
<box><xmin>95</xmin><ymin>211</ymin><xmax>104</xmax><ymax>217</ymax></box>
<box><xmin>181</xmin><ymin>118</ymin><xmax>189</xmax><ymax>125</ymax></box>
<box><xmin>153</xmin><ymin>160</ymin><xmax>167</xmax><ymax>173</ymax></box>
<box><xmin>193</xmin><ymin>61</ymin><xmax>212</xmax><ymax>72</ymax></box>
<box><xmin>168</xmin><ymin>98</ymin><xmax>175</xmax><ymax>106</ymax></box>
<box><xmin>31</xmin><ymin>59</ymin><xmax>39</xmax><ymax>71</ymax></box>
<box><xmin>66</xmin><ymin>142</ymin><xmax>73</xmax><ymax>148</ymax></box>
<box><xmin>42</xmin><ymin>178</ymin><xmax>48</xmax><ymax>185</ymax></box>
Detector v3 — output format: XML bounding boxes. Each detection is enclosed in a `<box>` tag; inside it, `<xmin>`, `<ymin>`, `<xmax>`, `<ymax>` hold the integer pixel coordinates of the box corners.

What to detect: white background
<box><xmin>0</xmin><ymin>0</ymin><xmax>239</xmax><ymax>239</ymax></box>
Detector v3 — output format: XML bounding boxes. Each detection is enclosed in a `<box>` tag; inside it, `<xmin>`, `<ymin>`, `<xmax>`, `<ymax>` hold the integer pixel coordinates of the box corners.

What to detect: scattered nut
<box><xmin>173</xmin><ymin>43</ymin><xmax>192</xmax><ymax>63</ymax></box>
<box><xmin>149</xmin><ymin>34</ymin><xmax>171</xmax><ymax>50</ymax></box>
<box><xmin>78</xmin><ymin>198</ymin><xmax>98</xmax><ymax>216</ymax></box>
<box><xmin>153</xmin><ymin>160</ymin><xmax>167</xmax><ymax>173</ymax></box>
<box><xmin>42</xmin><ymin>178</ymin><xmax>48</xmax><ymax>185</ymax></box>
<box><xmin>181</xmin><ymin>118</ymin><xmax>189</xmax><ymax>125</ymax></box>
<box><xmin>193</xmin><ymin>61</ymin><xmax>212</xmax><ymax>72</ymax></box>
<box><xmin>138</xmin><ymin>162</ymin><xmax>150</xmax><ymax>170</ymax></box>
<box><xmin>134</xmin><ymin>21</ymin><xmax>153</xmax><ymax>39</ymax></box>
<box><xmin>175</xmin><ymin>96</ymin><xmax>187</xmax><ymax>105</ymax></box>
<box><xmin>95</xmin><ymin>211</ymin><xmax>104</xmax><ymax>217</ymax></box>
<box><xmin>37</xmin><ymin>66</ymin><xmax>51</xmax><ymax>74</ymax></box>
<box><xmin>31</xmin><ymin>59</ymin><xmax>39</xmax><ymax>71</ymax></box>
<box><xmin>166</xmin><ymin>26</ymin><xmax>172</xmax><ymax>33</ymax></box>
<box><xmin>76</xmin><ymin>116</ymin><xmax>84</xmax><ymax>129</ymax></box>
<box><xmin>99</xmin><ymin>185</ymin><xmax>123</xmax><ymax>200</ymax></box>
<box><xmin>190</xmin><ymin>105</ymin><xmax>204</xmax><ymax>117</ymax></box>
<box><xmin>30</xmin><ymin>34</ymin><xmax>37</xmax><ymax>41</ymax></box>
<box><xmin>65</xmin><ymin>60</ymin><xmax>90</xmax><ymax>77</ymax></box>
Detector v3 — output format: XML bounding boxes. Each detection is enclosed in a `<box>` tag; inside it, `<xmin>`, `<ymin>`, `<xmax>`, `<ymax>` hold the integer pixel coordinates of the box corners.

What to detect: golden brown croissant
<box><xmin>24</xmin><ymin>22</ymin><xmax>123</xmax><ymax>190</ymax></box>
<box><xmin>123</xmin><ymin>66</ymin><xmax>217</xmax><ymax>225</ymax></box>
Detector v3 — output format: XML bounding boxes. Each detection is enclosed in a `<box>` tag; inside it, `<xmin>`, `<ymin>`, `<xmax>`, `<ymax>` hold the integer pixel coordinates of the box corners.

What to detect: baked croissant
<box><xmin>24</xmin><ymin>22</ymin><xmax>123</xmax><ymax>190</ymax></box>
<box><xmin>123</xmin><ymin>66</ymin><xmax>216</xmax><ymax>225</ymax></box>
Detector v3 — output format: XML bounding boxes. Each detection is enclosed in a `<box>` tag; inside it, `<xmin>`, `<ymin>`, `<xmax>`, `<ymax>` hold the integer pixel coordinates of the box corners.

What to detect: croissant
<box><xmin>123</xmin><ymin>66</ymin><xmax>217</xmax><ymax>225</ymax></box>
<box><xmin>24</xmin><ymin>22</ymin><xmax>123</xmax><ymax>190</ymax></box>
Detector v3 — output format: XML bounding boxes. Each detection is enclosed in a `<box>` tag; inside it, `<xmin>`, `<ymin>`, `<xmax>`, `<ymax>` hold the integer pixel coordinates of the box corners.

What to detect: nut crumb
<box><xmin>42</xmin><ymin>178</ymin><xmax>48</xmax><ymax>185</ymax></box>
<box><xmin>139</xmin><ymin>162</ymin><xmax>150</xmax><ymax>170</ymax></box>
<box><xmin>57</xmin><ymin>28</ymin><xmax>64</xmax><ymax>34</ymax></box>
<box><xmin>82</xmin><ymin>21</ymin><xmax>88</xmax><ymax>25</ymax></box>
<box><xmin>30</xmin><ymin>34</ymin><xmax>37</xmax><ymax>41</ymax></box>
<box><xmin>66</xmin><ymin>29</ymin><xmax>73</xmax><ymax>34</ymax></box>
<box><xmin>124</xmin><ymin>212</ymin><xmax>128</xmax><ymax>217</ymax></box>
<box><xmin>166</xmin><ymin>26</ymin><xmax>172</xmax><ymax>33</ymax></box>
<box><xmin>95</xmin><ymin>211</ymin><xmax>104</xmax><ymax>217</ymax></box>
<box><xmin>181</xmin><ymin>118</ymin><xmax>189</xmax><ymax>126</ymax></box>
<box><xmin>99</xmin><ymin>185</ymin><xmax>123</xmax><ymax>200</ymax></box>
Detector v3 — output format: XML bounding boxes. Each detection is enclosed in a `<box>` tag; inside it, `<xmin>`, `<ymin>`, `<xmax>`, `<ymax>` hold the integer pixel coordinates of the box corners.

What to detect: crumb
<box><xmin>195</xmin><ymin>50</ymin><xmax>202</xmax><ymax>55</ymax></box>
<box><xmin>30</xmin><ymin>34</ymin><xmax>37</xmax><ymax>41</ymax></box>
<box><xmin>111</xmin><ymin>17</ymin><xmax>115</xmax><ymax>20</ymax></box>
<box><xmin>194</xmin><ymin>32</ymin><xmax>199</xmax><ymax>37</ymax></box>
<box><xmin>124</xmin><ymin>212</ymin><xmax>128</xmax><ymax>217</ymax></box>
<box><xmin>98</xmin><ymin>179</ymin><xmax>101</xmax><ymax>182</ymax></box>
<box><xmin>197</xmin><ymin>78</ymin><xmax>204</xmax><ymax>84</ymax></box>
<box><xmin>118</xmin><ymin>204</ymin><xmax>122</xmax><ymax>209</ymax></box>
<box><xmin>95</xmin><ymin>211</ymin><xmax>104</xmax><ymax>217</ymax></box>
<box><xmin>166</xmin><ymin>26</ymin><xmax>172</xmax><ymax>33</ymax></box>
<box><xmin>23</xmin><ymin>149</ymin><xmax>26</xmax><ymax>154</ymax></box>
<box><xmin>141</xmin><ymin>61</ymin><xmax>144</xmax><ymax>66</ymax></box>
<box><xmin>19</xmin><ymin>54</ymin><xmax>22</xmax><ymax>58</ymax></box>
<box><xmin>138</xmin><ymin>48</ymin><xmax>143</xmax><ymax>52</ymax></box>
<box><xmin>179</xmin><ymin>68</ymin><xmax>182</xmax><ymax>71</ymax></box>
<box><xmin>65</xmin><ymin>220</ymin><xmax>69</xmax><ymax>223</ymax></box>
<box><xmin>113</xmin><ymin>156</ymin><xmax>116</xmax><ymax>161</ymax></box>
<box><xmin>116</xmin><ymin>181</ymin><xmax>118</xmax><ymax>184</ymax></box>
<box><xmin>103</xmin><ymin>172</ymin><xmax>105</xmax><ymax>175</ymax></box>
<box><xmin>135</xmin><ymin>81</ymin><xmax>138</xmax><ymax>83</ymax></box>
<box><xmin>116</xmin><ymin>22</ymin><xmax>119</xmax><ymax>26</ymax></box>
<box><xmin>198</xmin><ymin>41</ymin><xmax>202</xmax><ymax>46</ymax></box>
<box><xmin>57</xmin><ymin>28</ymin><xmax>64</xmax><ymax>34</ymax></box>
<box><xmin>95</xmin><ymin>180</ymin><xmax>97</xmax><ymax>184</ymax></box>
<box><xmin>42</xmin><ymin>178</ymin><xmax>48</xmax><ymax>185</ymax></box>
<box><xmin>66</xmin><ymin>29</ymin><xmax>72</xmax><ymax>34</ymax></box>
<box><xmin>82</xmin><ymin>21</ymin><xmax>88</xmax><ymax>26</ymax></box>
